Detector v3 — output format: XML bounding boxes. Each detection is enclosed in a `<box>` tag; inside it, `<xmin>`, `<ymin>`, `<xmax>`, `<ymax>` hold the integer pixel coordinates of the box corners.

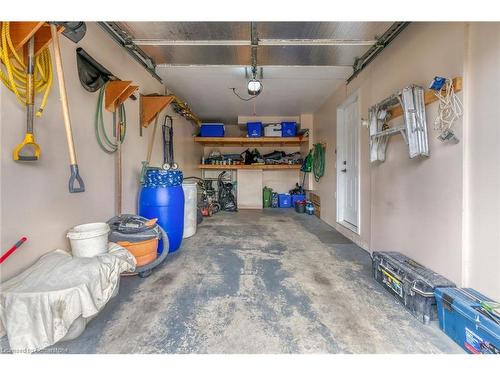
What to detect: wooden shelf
<box><xmin>105</xmin><ymin>80</ymin><xmax>138</xmax><ymax>112</ymax></box>
<box><xmin>4</xmin><ymin>22</ymin><xmax>64</xmax><ymax>56</ymax></box>
<box><xmin>389</xmin><ymin>77</ymin><xmax>463</xmax><ymax>119</ymax></box>
<box><xmin>140</xmin><ymin>95</ymin><xmax>174</xmax><ymax>127</ymax></box>
<box><xmin>199</xmin><ymin>164</ymin><xmax>302</xmax><ymax>170</ymax></box>
<box><xmin>194</xmin><ymin>136</ymin><xmax>308</xmax><ymax>146</ymax></box>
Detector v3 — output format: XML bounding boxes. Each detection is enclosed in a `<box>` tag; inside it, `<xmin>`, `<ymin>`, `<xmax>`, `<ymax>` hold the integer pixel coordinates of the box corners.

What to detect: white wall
<box><xmin>313</xmin><ymin>22</ymin><xmax>500</xmax><ymax>301</ymax></box>
<box><xmin>314</xmin><ymin>22</ymin><xmax>466</xmax><ymax>283</ymax></box>
<box><xmin>0</xmin><ymin>23</ymin><xmax>201</xmax><ymax>281</ymax></box>
<box><xmin>463</xmin><ymin>23</ymin><xmax>500</xmax><ymax>300</ymax></box>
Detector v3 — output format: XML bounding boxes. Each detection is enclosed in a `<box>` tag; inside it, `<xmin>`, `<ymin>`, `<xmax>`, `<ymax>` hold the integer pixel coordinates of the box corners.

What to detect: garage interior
<box><xmin>0</xmin><ymin>19</ymin><xmax>499</xmax><ymax>356</ymax></box>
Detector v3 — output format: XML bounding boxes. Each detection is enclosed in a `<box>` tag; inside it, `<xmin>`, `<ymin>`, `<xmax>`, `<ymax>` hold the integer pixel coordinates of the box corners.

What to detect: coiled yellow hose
<box><xmin>0</xmin><ymin>22</ymin><xmax>52</xmax><ymax>117</ymax></box>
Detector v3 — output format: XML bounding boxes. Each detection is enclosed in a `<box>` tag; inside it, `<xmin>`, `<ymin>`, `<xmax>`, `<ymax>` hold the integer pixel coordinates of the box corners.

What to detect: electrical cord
<box><xmin>0</xmin><ymin>22</ymin><xmax>52</xmax><ymax>116</ymax></box>
<box><xmin>313</xmin><ymin>143</ymin><xmax>325</xmax><ymax>182</ymax></box>
<box><xmin>433</xmin><ymin>79</ymin><xmax>462</xmax><ymax>137</ymax></box>
<box><xmin>95</xmin><ymin>83</ymin><xmax>127</xmax><ymax>153</ymax></box>
<box><xmin>230</xmin><ymin>87</ymin><xmax>262</xmax><ymax>101</ymax></box>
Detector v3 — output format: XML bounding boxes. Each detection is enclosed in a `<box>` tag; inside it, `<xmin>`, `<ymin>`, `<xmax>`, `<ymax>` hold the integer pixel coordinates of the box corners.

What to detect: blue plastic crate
<box><xmin>291</xmin><ymin>194</ymin><xmax>306</xmax><ymax>205</ymax></box>
<box><xmin>278</xmin><ymin>194</ymin><xmax>292</xmax><ymax>208</ymax></box>
<box><xmin>281</xmin><ymin>122</ymin><xmax>297</xmax><ymax>137</ymax></box>
<box><xmin>200</xmin><ymin>123</ymin><xmax>225</xmax><ymax>137</ymax></box>
<box><xmin>435</xmin><ymin>287</ymin><xmax>500</xmax><ymax>354</ymax></box>
<box><xmin>247</xmin><ymin>122</ymin><xmax>263</xmax><ymax>137</ymax></box>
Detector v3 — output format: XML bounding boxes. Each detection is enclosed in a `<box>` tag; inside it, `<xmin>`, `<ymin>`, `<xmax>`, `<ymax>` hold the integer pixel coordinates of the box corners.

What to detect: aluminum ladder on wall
<box><xmin>369</xmin><ymin>85</ymin><xmax>429</xmax><ymax>162</ymax></box>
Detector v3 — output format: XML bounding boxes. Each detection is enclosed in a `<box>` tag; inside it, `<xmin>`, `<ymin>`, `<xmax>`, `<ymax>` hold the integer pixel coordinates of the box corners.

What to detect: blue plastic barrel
<box><xmin>139</xmin><ymin>169</ymin><xmax>185</xmax><ymax>254</ymax></box>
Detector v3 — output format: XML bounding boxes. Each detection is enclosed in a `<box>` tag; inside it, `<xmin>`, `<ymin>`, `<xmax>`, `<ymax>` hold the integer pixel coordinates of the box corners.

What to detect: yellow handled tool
<box><xmin>13</xmin><ymin>37</ymin><xmax>41</xmax><ymax>162</ymax></box>
<box><xmin>13</xmin><ymin>133</ymin><xmax>41</xmax><ymax>161</ymax></box>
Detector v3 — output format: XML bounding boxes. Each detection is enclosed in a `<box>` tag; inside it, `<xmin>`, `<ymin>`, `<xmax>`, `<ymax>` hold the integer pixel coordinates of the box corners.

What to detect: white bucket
<box><xmin>182</xmin><ymin>181</ymin><xmax>198</xmax><ymax>238</ymax></box>
<box><xmin>67</xmin><ymin>222</ymin><xmax>110</xmax><ymax>258</ymax></box>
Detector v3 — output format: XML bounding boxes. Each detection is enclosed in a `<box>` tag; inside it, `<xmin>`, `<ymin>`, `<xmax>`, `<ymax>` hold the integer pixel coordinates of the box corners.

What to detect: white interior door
<box><xmin>337</xmin><ymin>93</ymin><xmax>359</xmax><ymax>230</ymax></box>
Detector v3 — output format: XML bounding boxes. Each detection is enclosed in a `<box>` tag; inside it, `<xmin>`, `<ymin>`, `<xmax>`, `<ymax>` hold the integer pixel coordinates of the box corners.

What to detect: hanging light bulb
<box><xmin>247</xmin><ymin>66</ymin><xmax>262</xmax><ymax>96</ymax></box>
<box><xmin>247</xmin><ymin>79</ymin><xmax>262</xmax><ymax>95</ymax></box>
<box><xmin>232</xmin><ymin>65</ymin><xmax>263</xmax><ymax>101</ymax></box>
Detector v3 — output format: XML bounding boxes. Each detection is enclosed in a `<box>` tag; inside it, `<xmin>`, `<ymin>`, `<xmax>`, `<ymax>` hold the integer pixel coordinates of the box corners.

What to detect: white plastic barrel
<box><xmin>67</xmin><ymin>223</ymin><xmax>110</xmax><ymax>257</ymax></box>
<box><xmin>182</xmin><ymin>181</ymin><xmax>198</xmax><ymax>238</ymax></box>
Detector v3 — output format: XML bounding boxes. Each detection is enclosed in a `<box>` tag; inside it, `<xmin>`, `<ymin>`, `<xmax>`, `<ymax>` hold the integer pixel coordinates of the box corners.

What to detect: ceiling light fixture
<box><xmin>247</xmin><ymin>68</ymin><xmax>263</xmax><ymax>95</ymax></box>
<box><xmin>232</xmin><ymin>66</ymin><xmax>263</xmax><ymax>101</ymax></box>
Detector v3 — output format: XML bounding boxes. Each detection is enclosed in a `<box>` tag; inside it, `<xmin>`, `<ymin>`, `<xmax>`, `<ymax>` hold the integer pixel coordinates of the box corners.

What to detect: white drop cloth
<box><xmin>0</xmin><ymin>243</ymin><xmax>136</xmax><ymax>353</ymax></box>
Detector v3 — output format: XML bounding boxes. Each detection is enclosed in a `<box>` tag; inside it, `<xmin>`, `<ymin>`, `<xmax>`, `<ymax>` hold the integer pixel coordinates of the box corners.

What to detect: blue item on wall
<box><xmin>435</xmin><ymin>287</ymin><xmax>500</xmax><ymax>354</ymax></box>
<box><xmin>139</xmin><ymin>169</ymin><xmax>185</xmax><ymax>254</ymax></box>
<box><xmin>281</xmin><ymin>122</ymin><xmax>297</xmax><ymax>137</ymax></box>
<box><xmin>200</xmin><ymin>123</ymin><xmax>225</xmax><ymax>137</ymax></box>
<box><xmin>247</xmin><ymin>122</ymin><xmax>263</xmax><ymax>137</ymax></box>
<box><xmin>278</xmin><ymin>194</ymin><xmax>292</xmax><ymax>208</ymax></box>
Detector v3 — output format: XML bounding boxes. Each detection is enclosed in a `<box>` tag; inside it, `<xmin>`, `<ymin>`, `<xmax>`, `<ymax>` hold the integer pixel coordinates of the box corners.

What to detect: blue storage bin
<box><xmin>435</xmin><ymin>287</ymin><xmax>500</xmax><ymax>354</ymax></box>
<box><xmin>291</xmin><ymin>194</ymin><xmax>306</xmax><ymax>205</ymax></box>
<box><xmin>247</xmin><ymin>122</ymin><xmax>263</xmax><ymax>137</ymax></box>
<box><xmin>278</xmin><ymin>194</ymin><xmax>292</xmax><ymax>208</ymax></box>
<box><xmin>200</xmin><ymin>123</ymin><xmax>225</xmax><ymax>137</ymax></box>
<box><xmin>281</xmin><ymin>122</ymin><xmax>297</xmax><ymax>137</ymax></box>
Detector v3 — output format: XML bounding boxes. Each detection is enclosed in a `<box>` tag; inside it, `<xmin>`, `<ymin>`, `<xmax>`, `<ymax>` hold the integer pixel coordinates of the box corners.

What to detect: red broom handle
<box><xmin>0</xmin><ymin>237</ymin><xmax>27</xmax><ymax>264</ymax></box>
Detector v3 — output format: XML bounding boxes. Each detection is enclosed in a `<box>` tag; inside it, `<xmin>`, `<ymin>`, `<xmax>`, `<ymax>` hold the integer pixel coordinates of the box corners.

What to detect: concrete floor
<box><xmin>1</xmin><ymin>209</ymin><xmax>462</xmax><ymax>353</ymax></box>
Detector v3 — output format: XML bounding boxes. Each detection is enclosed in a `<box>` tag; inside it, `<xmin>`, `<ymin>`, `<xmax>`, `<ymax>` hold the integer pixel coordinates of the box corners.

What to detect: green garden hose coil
<box><xmin>95</xmin><ymin>83</ymin><xmax>127</xmax><ymax>154</ymax></box>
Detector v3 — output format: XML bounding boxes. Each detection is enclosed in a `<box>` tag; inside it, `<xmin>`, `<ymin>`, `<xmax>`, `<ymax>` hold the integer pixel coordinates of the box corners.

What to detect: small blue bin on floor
<box><xmin>200</xmin><ymin>123</ymin><xmax>225</xmax><ymax>137</ymax></box>
<box><xmin>291</xmin><ymin>194</ymin><xmax>306</xmax><ymax>205</ymax></box>
<box><xmin>247</xmin><ymin>122</ymin><xmax>263</xmax><ymax>137</ymax></box>
<box><xmin>435</xmin><ymin>287</ymin><xmax>500</xmax><ymax>354</ymax></box>
<box><xmin>281</xmin><ymin>122</ymin><xmax>297</xmax><ymax>137</ymax></box>
<box><xmin>278</xmin><ymin>194</ymin><xmax>292</xmax><ymax>208</ymax></box>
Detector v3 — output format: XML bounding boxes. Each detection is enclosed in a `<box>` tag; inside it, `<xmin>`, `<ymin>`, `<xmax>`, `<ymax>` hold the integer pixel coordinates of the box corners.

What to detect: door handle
<box><xmin>341</xmin><ymin>168</ymin><xmax>347</xmax><ymax>173</ymax></box>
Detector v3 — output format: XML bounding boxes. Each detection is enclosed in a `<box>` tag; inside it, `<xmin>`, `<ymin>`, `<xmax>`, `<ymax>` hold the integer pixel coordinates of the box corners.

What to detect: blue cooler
<box><xmin>247</xmin><ymin>122</ymin><xmax>263</xmax><ymax>137</ymax></box>
<box><xmin>281</xmin><ymin>122</ymin><xmax>297</xmax><ymax>137</ymax></box>
<box><xmin>200</xmin><ymin>123</ymin><xmax>225</xmax><ymax>137</ymax></box>
<box><xmin>435</xmin><ymin>287</ymin><xmax>500</xmax><ymax>354</ymax></box>
<box><xmin>278</xmin><ymin>194</ymin><xmax>292</xmax><ymax>208</ymax></box>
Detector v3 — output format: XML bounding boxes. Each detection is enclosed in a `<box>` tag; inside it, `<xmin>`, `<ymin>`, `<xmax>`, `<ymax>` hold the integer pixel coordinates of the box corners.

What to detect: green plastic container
<box><xmin>263</xmin><ymin>186</ymin><xmax>273</xmax><ymax>208</ymax></box>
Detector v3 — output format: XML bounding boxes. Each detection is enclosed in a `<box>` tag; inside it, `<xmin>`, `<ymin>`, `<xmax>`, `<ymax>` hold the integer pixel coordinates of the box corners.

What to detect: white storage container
<box><xmin>67</xmin><ymin>222</ymin><xmax>110</xmax><ymax>257</ymax></box>
<box><xmin>182</xmin><ymin>181</ymin><xmax>198</xmax><ymax>238</ymax></box>
<box><xmin>264</xmin><ymin>123</ymin><xmax>282</xmax><ymax>137</ymax></box>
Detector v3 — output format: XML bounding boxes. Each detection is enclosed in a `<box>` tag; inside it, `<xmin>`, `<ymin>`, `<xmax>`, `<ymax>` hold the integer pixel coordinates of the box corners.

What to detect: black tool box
<box><xmin>372</xmin><ymin>251</ymin><xmax>456</xmax><ymax>324</ymax></box>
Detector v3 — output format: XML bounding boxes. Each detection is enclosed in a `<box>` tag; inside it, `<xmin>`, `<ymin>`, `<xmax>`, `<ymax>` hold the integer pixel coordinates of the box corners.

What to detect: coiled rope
<box><xmin>0</xmin><ymin>22</ymin><xmax>52</xmax><ymax>116</ymax></box>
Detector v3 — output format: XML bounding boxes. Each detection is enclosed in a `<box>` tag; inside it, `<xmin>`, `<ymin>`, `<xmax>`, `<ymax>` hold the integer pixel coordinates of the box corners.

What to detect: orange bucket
<box><xmin>118</xmin><ymin>238</ymin><xmax>158</xmax><ymax>267</ymax></box>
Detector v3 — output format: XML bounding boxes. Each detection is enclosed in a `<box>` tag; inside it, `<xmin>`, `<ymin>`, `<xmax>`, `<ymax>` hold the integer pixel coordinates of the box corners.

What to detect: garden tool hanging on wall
<box><xmin>140</xmin><ymin>114</ymin><xmax>160</xmax><ymax>184</ymax></box>
<box><xmin>12</xmin><ymin>38</ymin><xmax>41</xmax><ymax>162</ymax></box>
<box><xmin>162</xmin><ymin>115</ymin><xmax>178</xmax><ymax>170</ymax></box>
<box><xmin>50</xmin><ymin>23</ymin><xmax>85</xmax><ymax>193</ymax></box>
